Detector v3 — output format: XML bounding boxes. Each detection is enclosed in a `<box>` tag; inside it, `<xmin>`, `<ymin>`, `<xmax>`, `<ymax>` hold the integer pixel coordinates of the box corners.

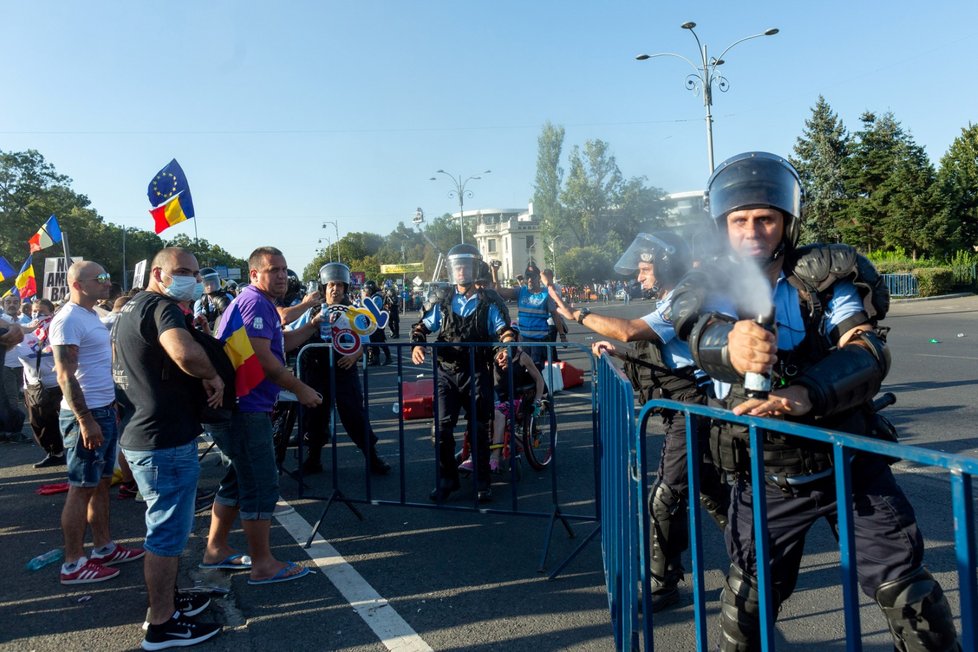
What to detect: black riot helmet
<box><xmin>283</xmin><ymin>269</ymin><xmax>303</xmax><ymax>305</ymax></box>
<box><xmin>319</xmin><ymin>262</ymin><xmax>351</xmax><ymax>288</ymax></box>
<box><xmin>474</xmin><ymin>260</ymin><xmax>492</xmax><ymax>285</ymax></box>
<box><xmin>614</xmin><ymin>231</ymin><xmax>691</xmax><ymax>294</ymax></box>
<box><xmin>446</xmin><ymin>243</ymin><xmax>482</xmax><ymax>287</ymax></box>
<box><xmin>705</xmin><ymin>151</ymin><xmax>803</xmax><ymax>262</ymax></box>
<box><xmin>363</xmin><ymin>280</ymin><xmax>378</xmax><ymax>295</ymax></box>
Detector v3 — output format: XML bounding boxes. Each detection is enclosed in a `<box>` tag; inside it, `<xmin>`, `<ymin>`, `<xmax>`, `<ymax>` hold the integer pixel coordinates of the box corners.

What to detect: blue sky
<box><xmin>2</xmin><ymin>1</ymin><xmax>975</xmax><ymax>275</ymax></box>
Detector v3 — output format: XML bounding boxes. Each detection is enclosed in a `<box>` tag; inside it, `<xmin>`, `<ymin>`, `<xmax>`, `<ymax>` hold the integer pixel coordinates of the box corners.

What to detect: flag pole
<box><xmin>62</xmin><ymin>230</ymin><xmax>71</xmax><ymax>273</ymax></box>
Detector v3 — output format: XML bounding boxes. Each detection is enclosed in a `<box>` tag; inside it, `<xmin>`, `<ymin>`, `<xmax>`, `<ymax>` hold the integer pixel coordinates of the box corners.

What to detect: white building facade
<box><xmin>463</xmin><ymin>203</ymin><xmax>543</xmax><ymax>284</ymax></box>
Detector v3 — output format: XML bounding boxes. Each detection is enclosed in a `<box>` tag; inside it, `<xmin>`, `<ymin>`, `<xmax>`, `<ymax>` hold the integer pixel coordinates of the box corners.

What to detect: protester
<box><xmin>203</xmin><ymin>246</ymin><xmax>320</xmax><ymax>585</ymax></box>
<box><xmin>1</xmin><ymin>294</ymin><xmax>30</xmax><ymax>440</ymax></box>
<box><xmin>289</xmin><ymin>262</ymin><xmax>391</xmax><ymax>476</ymax></box>
<box><xmin>49</xmin><ymin>261</ymin><xmax>144</xmax><ymax>585</ymax></box>
<box><xmin>113</xmin><ymin>247</ymin><xmax>224</xmax><ymax>649</ymax></box>
<box><xmin>669</xmin><ymin>151</ymin><xmax>958</xmax><ymax>650</ymax></box>
<box><xmin>13</xmin><ymin>299</ymin><xmax>64</xmax><ymax>467</ymax></box>
<box><xmin>411</xmin><ymin>243</ymin><xmax>517</xmax><ymax>503</ymax></box>
<box><xmin>491</xmin><ymin>261</ymin><xmax>564</xmax><ymax>368</ymax></box>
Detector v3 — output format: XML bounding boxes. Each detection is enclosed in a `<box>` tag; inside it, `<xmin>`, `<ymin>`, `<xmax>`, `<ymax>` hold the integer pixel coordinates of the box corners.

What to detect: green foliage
<box><xmin>913</xmin><ymin>267</ymin><xmax>954</xmax><ymax>297</ymax></box>
<box><xmin>0</xmin><ymin>148</ymin><xmax>172</xmax><ymax>294</ymax></box>
<box><xmin>934</xmin><ymin>123</ymin><xmax>978</xmax><ymax>253</ymax></box>
<box><xmin>533</xmin><ymin>121</ymin><xmax>565</xmax><ymax>242</ymax></box>
<box><xmin>791</xmin><ymin>96</ymin><xmax>850</xmax><ymax>244</ymax></box>
<box><xmin>555</xmin><ymin>246</ymin><xmax>614</xmax><ymax>286</ymax></box>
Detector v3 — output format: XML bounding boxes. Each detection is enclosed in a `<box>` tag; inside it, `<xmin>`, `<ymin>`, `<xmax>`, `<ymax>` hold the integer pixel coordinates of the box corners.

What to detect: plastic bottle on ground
<box><xmin>26</xmin><ymin>548</ymin><xmax>63</xmax><ymax>571</ymax></box>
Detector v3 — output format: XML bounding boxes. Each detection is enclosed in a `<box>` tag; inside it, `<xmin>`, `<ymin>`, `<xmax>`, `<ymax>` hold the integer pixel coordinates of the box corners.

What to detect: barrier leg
<box><xmin>537</xmin><ymin>505</ymin><xmax>577</xmax><ymax>573</ymax></box>
<box><xmin>304</xmin><ymin>488</ymin><xmax>364</xmax><ymax>548</ymax></box>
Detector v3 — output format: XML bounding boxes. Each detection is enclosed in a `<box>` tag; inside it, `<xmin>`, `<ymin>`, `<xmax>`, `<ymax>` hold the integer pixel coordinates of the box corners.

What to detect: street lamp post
<box><xmin>636</xmin><ymin>21</ymin><xmax>778</xmax><ymax>173</ymax></box>
<box><xmin>322</xmin><ymin>220</ymin><xmax>340</xmax><ymax>262</ymax></box>
<box><xmin>430</xmin><ymin>169</ymin><xmax>491</xmax><ymax>244</ymax></box>
<box><xmin>318</xmin><ymin>236</ymin><xmax>332</xmax><ymax>261</ymax></box>
<box><xmin>547</xmin><ymin>235</ymin><xmax>561</xmax><ymax>279</ymax></box>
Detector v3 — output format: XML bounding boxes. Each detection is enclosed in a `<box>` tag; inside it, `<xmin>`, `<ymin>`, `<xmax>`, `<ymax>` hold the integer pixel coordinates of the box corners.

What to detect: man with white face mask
<box><xmin>114</xmin><ymin>246</ymin><xmax>224</xmax><ymax>649</ymax></box>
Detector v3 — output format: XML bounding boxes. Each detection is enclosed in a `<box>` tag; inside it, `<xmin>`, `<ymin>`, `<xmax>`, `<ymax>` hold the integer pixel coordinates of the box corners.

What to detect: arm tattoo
<box><xmin>53</xmin><ymin>344</ymin><xmax>90</xmax><ymax>417</ymax></box>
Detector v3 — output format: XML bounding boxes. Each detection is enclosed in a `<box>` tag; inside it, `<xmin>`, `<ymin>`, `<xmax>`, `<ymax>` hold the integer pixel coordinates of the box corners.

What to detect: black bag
<box><xmin>186</xmin><ymin>326</ymin><xmax>237</xmax><ymax>424</ymax></box>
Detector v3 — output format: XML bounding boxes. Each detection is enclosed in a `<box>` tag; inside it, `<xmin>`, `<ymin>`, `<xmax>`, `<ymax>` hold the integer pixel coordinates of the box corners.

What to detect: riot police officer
<box><xmin>362</xmin><ymin>280</ymin><xmax>391</xmax><ymax>366</ymax></box>
<box><xmin>194</xmin><ymin>267</ymin><xmax>233</xmax><ymax>330</ymax></box>
<box><xmin>669</xmin><ymin>152</ymin><xmax>958</xmax><ymax>651</ymax></box>
<box><xmin>549</xmin><ymin>231</ymin><xmax>728</xmax><ymax>612</ymax></box>
<box><xmin>411</xmin><ymin>244</ymin><xmax>517</xmax><ymax>503</ymax></box>
<box><xmin>291</xmin><ymin>262</ymin><xmax>390</xmax><ymax>475</ymax></box>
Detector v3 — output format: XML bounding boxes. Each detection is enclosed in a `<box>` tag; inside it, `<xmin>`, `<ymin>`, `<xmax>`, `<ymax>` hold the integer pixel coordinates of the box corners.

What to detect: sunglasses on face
<box><xmin>82</xmin><ymin>273</ymin><xmax>112</xmax><ymax>284</ymax></box>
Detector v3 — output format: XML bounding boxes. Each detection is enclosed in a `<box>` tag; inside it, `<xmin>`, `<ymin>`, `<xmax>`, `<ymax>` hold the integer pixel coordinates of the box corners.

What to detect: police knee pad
<box><xmin>700</xmin><ymin>491</ymin><xmax>729</xmax><ymax>530</ymax></box>
<box><xmin>718</xmin><ymin>564</ymin><xmax>781</xmax><ymax>652</ymax></box>
<box><xmin>648</xmin><ymin>482</ymin><xmax>683</xmax><ymax>521</ymax></box>
<box><xmin>875</xmin><ymin>567</ymin><xmax>960</xmax><ymax>652</ymax></box>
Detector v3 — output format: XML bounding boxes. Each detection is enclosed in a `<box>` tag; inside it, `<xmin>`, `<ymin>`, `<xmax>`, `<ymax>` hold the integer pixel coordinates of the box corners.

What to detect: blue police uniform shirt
<box><xmin>712</xmin><ymin>274</ymin><xmax>865</xmax><ymax>399</ymax></box>
<box><xmin>640</xmin><ymin>289</ymin><xmax>696</xmax><ymax>370</ymax></box>
<box><xmin>421</xmin><ymin>290</ymin><xmax>508</xmax><ymax>337</ymax></box>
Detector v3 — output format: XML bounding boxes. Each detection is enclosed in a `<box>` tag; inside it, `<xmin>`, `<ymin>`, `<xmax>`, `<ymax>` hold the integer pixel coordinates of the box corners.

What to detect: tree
<box><xmin>876</xmin><ymin>140</ymin><xmax>937</xmax><ymax>259</ymax></box>
<box><xmin>559</xmin><ymin>140</ymin><xmax>624</xmax><ymax>247</ymax></box>
<box><xmin>840</xmin><ymin>112</ymin><xmax>912</xmax><ymax>252</ymax></box>
<box><xmin>791</xmin><ymin>96</ymin><xmax>850</xmax><ymax>244</ymax></box>
<box><xmin>935</xmin><ymin>123</ymin><xmax>978</xmax><ymax>254</ymax></box>
<box><xmin>533</xmin><ymin>122</ymin><xmax>565</xmax><ymax>243</ymax></box>
<box><xmin>555</xmin><ymin>246</ymin><xmax>614</xmax><ymax>286</ymax></box>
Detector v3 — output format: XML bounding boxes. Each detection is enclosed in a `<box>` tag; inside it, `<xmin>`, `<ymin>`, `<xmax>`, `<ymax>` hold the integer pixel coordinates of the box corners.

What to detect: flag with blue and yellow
<box><xmin>147</xmin><ymin>159</ymin><xmax>195</xmax><ymax>234</ymax></box>
<box><xmin>218</xmin><ymin>304</ymin><xmax>264</xmax><ymax>398</ymax></box>
<box><xmin>14</xmin><ymin>255</ymin><xmax>36</xmax><ymax>299</ymax></box>
<box><xmin>0</xmin><ymin>256</ymin><xmax>15</xmax><ymax>284</ymax></box>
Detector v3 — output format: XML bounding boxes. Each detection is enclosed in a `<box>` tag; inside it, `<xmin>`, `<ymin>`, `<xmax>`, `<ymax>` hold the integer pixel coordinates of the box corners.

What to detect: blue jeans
<box><xmin>61</xmin><ymin>406</ymin><xmax>118</xmax><ymax>488</ymax></box>
<box><xmin>209</xmin><ymin>412</ymin><xmax>279</xmax><ymax>520</ymax></box>
<box><xmin>123</xmin><ymin>441</ymin><xmax>200</xmax><ymax>557</ymax></box>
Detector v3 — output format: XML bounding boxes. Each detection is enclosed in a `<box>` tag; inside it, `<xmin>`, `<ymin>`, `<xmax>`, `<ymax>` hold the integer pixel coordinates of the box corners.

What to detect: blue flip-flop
<box><xmin>199</xmin><ymin>553</ymin><xmax>252</xmax><ymax>571</ymax></box>
<box><xmin>247</xmin><ymin>561</ymin><xmax>312</xmax><ymax>586</ymax></box>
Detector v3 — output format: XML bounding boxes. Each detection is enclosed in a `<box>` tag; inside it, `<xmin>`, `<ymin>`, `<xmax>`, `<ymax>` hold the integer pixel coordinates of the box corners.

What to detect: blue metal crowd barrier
<box><xmin>882</xmin><ymin>272</ymin><xmax>918</xmax><ymax>297</ymax></box>
<box><xmin>595</xmin><ymin>351</ymin><xmax>641</xmax><ymax>651</ymax></box>
<box><xmin>289</xmin><ymin>339</ymin><xmax>599</xmax><ymax>572</ymax></box>
<box><xmin>631</xmin><ymin>400</ymin><xmax>978</xmax><ymax>651</ymax></box>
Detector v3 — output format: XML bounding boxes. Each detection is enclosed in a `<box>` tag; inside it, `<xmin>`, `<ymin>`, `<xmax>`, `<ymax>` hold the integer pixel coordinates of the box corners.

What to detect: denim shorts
<box><xmin>61</xmin><ymin>406</ymin><xmax>118</xmax><ymax>488</ymax></box>
<box><xmin>209</xmin><ymin>412</ymin><xmax>279</xmax><ymax>520</ymax></box>
<box><xmin>122</xmin><ymin>441</ymin><xmax>200</xmax><ymax>557</ymax></box>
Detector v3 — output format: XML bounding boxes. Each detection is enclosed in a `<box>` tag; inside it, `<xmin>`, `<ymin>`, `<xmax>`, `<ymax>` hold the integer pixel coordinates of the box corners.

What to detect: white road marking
<box><xmin>913</xmin><ymin>353</ymin><xmax>978</xmax><ymax>361</ymax></box>
<box><xmin>275</xmin><ymin>502</ymin><xmax>433</xmax><ymax>652</ymax></box>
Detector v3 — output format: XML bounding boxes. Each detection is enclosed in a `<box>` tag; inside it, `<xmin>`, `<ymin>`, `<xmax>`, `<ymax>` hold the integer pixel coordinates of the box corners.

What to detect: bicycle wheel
<box><xmin>522</xmin><ymin>402</ymin><xmax>554</xmax><ymax>470</ymax></box>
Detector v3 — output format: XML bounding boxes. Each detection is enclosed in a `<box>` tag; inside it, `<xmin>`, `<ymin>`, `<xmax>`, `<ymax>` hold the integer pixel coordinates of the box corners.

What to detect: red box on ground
<box><xmin>402</xmin><ymin>379</ymin><xmax>434</xmax><ymax>420</ymax></box>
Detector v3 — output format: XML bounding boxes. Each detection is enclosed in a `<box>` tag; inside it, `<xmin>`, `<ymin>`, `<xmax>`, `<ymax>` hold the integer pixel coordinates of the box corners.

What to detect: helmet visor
<box><xmin>614</xmin><ymin>233</ymin><xmax>676</xmax><ymax>276</ymax></box>
<box><xmin>707</xmin><ymin>153</ymin><xmax>802</xmax><ymax>222</ymax></box>
<box><xmin>449</xmin><ymin>258</ymin><xmax>476</xmax><ymax>285</ymax></box>
<box><xmin>319</xmin><ymin>263</ymin><xmax>351</xmax><ymax>286</ymax></box>
<box><xmin>201</xmin><ymin>272</ymin><xmax>221</xmax><ymax>293</ymax></box>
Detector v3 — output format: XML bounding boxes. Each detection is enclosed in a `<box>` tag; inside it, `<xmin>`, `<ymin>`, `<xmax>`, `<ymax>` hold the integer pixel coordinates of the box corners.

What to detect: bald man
<box><xmin>50</xmin><ymin>261</ymin><xmax>144</xmax><ymax>585</ymax></box>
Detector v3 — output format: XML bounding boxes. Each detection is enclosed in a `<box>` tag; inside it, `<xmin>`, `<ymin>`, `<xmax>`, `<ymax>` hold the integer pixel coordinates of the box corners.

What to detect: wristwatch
<box><xmin>576</xmin><ymin>307</ymin><xmax>592</xmax><ymax>324</ymax></box>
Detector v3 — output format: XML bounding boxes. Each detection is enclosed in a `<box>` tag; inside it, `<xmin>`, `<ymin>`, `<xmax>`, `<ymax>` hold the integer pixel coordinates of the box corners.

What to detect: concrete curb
<box><xmin>890</xmin><ymin>292</ymin><xmax>975</xmax><ymax>303</ymax></box>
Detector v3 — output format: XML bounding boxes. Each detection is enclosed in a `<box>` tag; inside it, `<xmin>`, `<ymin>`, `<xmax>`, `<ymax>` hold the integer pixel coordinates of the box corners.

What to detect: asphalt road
<box><xmin>1</xmin><ymin>294</ymin><xmax>976</xmax><ymax>652</ymax></box>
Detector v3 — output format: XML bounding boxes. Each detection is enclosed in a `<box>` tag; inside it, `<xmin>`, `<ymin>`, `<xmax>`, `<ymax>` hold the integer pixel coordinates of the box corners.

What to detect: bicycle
<box><xmin>455</xmin><ymin>383</ymin><xmax>556</xmax><ymax>476</ymax></box>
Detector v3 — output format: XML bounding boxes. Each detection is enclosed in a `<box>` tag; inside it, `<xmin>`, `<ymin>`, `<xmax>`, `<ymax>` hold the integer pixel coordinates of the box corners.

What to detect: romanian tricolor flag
<box><xmin>14</xmin><ymin>255</ymin><xmax>37</xmax><ymax>300</ymax></box>
<box><xmin>0</xmin><ymin>256</ymin><xmax>15</xmax><ymax>284</ymax></box>
<box><xmin>147</xmin><ymin>159</ymin><xmax>195</xmax><ymax>234</ymax></box>
<box><xmin>219</xmin><ymin>304</ymin><xmax>264</xmax><ymax>398</ymax></box>
<box><xmin>28</xmin><ymin>215</ymin><xmax>63</xmax><ymax>253</ymax></box>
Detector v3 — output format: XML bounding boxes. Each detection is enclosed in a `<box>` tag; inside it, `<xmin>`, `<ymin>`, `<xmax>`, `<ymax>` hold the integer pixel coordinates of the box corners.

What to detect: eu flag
<box><xmin>147</xmin><ymin>159</ymin><xmax>195</xmax><ymax>217</ymax></box>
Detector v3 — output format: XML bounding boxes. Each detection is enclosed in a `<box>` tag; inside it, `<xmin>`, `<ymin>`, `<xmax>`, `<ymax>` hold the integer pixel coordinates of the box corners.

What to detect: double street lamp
<box><xmin>322</xmin><ymin>220</ymin><xmax>340</xmax><ymax>262</ymax></box>
<box><xmin>636</xmin><ymin>21</ymin><xmax>779</xmax><ymax>173</ymax></box>
<box><xmin>430</xmin><ymin>169</ymin><xmax>491</xmax><ymax>244</ymax></box>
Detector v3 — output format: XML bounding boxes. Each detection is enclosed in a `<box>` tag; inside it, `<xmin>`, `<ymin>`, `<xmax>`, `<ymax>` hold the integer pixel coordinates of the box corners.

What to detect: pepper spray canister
<box><xmin>743</xmin><ymin>309</ymin><xmax>776</xmax><ymax>400</ymax></box>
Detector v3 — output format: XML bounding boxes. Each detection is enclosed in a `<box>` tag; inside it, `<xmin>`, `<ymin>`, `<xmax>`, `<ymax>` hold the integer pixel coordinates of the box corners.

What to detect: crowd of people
<box><xmin>0</xmin><ymin>149</ymin><xmax>962</xmax><ymax>651</ymax></box>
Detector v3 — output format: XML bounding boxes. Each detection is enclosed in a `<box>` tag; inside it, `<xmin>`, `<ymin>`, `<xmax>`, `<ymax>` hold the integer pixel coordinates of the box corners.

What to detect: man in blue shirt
<box><xmin>669</xmin><ymin>152</ymin><xmax>957</xmax><ymax>651</ymax></box>
<box><xmin>491</xmin><ymin>261</ymin><xmax>563</xmax><ymax>368</ymax></box>
<box><xmin>411</xmin><ymin>244</ymin><xmax>517</xmax><ymax>503</ymax></box>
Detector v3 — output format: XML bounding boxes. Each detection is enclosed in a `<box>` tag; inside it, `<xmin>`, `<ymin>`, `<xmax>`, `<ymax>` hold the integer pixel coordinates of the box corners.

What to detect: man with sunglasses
<box><xmin>49</xmin><ymin>261</ymin><xmax>145</xmax><ymax>586</ymax></box>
